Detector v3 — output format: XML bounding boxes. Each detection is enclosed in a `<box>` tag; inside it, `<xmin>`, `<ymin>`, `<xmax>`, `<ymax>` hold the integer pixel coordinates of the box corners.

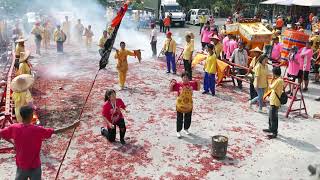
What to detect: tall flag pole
<box><xmin>99</xmin><ymin>1</ymin><xmax>130</xmax><ymax>70</ymax></box>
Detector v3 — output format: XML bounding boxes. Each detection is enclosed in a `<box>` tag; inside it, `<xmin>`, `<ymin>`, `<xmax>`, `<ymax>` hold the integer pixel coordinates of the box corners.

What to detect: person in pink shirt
<box><xmin>270</xmin><ymin>37</ymin><xmax>282</xmax><ymax>65</ymax></box>
<box><xmin>226</xmin><ymin>35</ymin><xmax>238</xmax><ymax>60</ymax></box>
<box><xmin>201</xmin><ymin>22</ymin><xmax>211</xmax><ymax>50</ymax></box>
<box><xmin>287</xmin><ymin>46</ymin><xmax>300</xmax><ymax>94</ymax></box>
<box><xmin>222</xmin><ymin>33</ymin><xmax>230</xmax><ymax>59</ymax></box>
<box><xmin>298</xmin><ymin>41</ymin><xmax>313</xmax><ymax>91</ymax></box>
<box><xmin>0</xmin><ymin>106</ymin><xmax>79</xmax><ymax>179</ymax></box>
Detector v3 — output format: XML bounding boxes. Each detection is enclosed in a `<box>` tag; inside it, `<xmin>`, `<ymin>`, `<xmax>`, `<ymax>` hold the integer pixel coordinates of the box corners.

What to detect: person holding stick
<box><xmin>0</xmin><ymin>106</ymin><xmax>79</xmax><ymax>179</ymax></box>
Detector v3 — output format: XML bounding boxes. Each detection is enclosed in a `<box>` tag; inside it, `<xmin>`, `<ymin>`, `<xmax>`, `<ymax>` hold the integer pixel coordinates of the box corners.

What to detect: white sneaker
<box><xmin>176</xmin><ymin>132</ymin><xmax>182</xmax><ymax>138</ymax></box>
<box><xmin>184</xmin><ymin>129</ymin><xmax>190</xmax><ymax>135</ymax></box>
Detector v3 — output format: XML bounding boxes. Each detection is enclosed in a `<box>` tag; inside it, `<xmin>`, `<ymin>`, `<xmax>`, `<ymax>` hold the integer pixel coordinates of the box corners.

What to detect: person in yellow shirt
<box><xmin>84</xmin><ymin>25</ymin><xmax>94</xmax><ymax>48</ymax></box>
<box><xmin>17</xmin><ymin>51</ymin><xmax>31</xmax><ymax>75</ymax></box>
<box><xmin>54</xmin><ymin>25</ymin><xmax>66</xmax><ymax>53</ymax></box>
<box><xmin>11</xmin><ymin>74</ymin><xmax>35</xmax><ymax>123</ymax></box>
<box><xmin>42</xmin><ymin>22</ymin><xmax>51</xmax><ymax>50</ymax></box>
<box><xmin>310</xmin><ymin>30</ymin><xmax>320</xmax><ymax>51</ymax></box>
<box><xmin>247</xmin><ymin>47</ymin><xmax>263</xmax><ymax>100</ymax></box>
<box><xmin>183</xmin><ymin>34</ymin><xmax>194</xmax><ymax>80</ymax></box>
<box><xmin>202</xmin><ymin>44</ymin><xmax>217</xmax><ymax>96</ymax></box>
<box><xmin>210</xmin><ymin>34</ymin><xmax>222</xmax><ymax>59</ymax></box>
<box><xmin>15</xmin><ymin>38</ymin><xmax>26</xmax><ymax>69</ymax></box>
<box><xmin>31</xmin><ymin>22</ymin><xmax>43</xmax><ymax>55</ymax></box>
<box><xmin>249</xmin><ymin>55</ymin><xmax>268</xmax><ymax>112</ymax></box>
<box><xmin>62</xmin><ymin>16</ymin><xmax>71</xmax><ymax>44</ymax></box>
<box><xmin>98</xmin><ymin>30</ymin><xmax>108</xmax><ymax>56</ymax></box>
<box><xmin>163</xmin><ymin>31</ymin><xmax>177</xmax><ymax>74</ymax></box>
<box><xmin>263</xmin><ymin>67</ymin><xmax>284</xmax><ymax>139</ymax></box>
<box><xmin>114</xmin><ymin>42</ymin><xmax>141</xmax><ymax>90</ymax></box>
<box><xmin>199</xmin><ymin>12</ymin><xmax>206</xmax><ymax>34</ymax></box>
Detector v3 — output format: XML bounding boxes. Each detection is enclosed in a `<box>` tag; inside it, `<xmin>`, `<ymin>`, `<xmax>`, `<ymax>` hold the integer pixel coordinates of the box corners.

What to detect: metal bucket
<box><xmin>211</xmin><ymin>135</ymin><xmax>228</xmax><ymax>159</ymax></box>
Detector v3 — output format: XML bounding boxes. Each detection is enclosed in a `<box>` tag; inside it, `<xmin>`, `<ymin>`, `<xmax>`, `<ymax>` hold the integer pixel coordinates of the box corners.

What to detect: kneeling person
<box><xmin>101</xmin><ymin>89</ymin><xmax>127</xmax><ymax>144</ymax></box>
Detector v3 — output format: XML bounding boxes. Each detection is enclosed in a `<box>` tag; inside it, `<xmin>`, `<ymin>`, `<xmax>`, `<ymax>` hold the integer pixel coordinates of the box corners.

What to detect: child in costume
<box><xmin>84</xmin><ymin>25</ymin><xmax>94</xmax><ymax>48</ymax></box>
<box><xmin>11</xmin><ymin>74</ymin><xmax>35</xmax><ymax>123</ymax></box>
<box><xmin>114</xmin><ymin>42</ymin><xmax>141</xmax><ymax>90</ymax></box>
<box><xmin>17</xmin><ymin>51</ymin><xmax>32</xmax><ymax>76</ymax></box>
<box><xmin>203</xmin><ymin>44</ymin><xmax>217</xmax><ymax>96</ymax></box>
<box><xmin>101</xmin><ymin>89</ymin><xmax>127</xmax><ymax>144</ymax></box>
<box><xmin>170</xmin><ymin>72</ymin><xmax>200</xmax><ymax>138</ymax></box>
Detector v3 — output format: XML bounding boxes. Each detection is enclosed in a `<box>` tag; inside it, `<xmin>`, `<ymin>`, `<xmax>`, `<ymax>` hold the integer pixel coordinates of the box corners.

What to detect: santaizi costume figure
<box><xmin>98</xmin><ymin>30</ymin><xmax>108</xmax><ymax>57</ymax></box>
<box><xmin>74</xmin><ymin>19</ymin><xmax>84</xmax><ymax>43</ymax></box>
<box><xmin>42</xmin><ymin>22</ymin><xmax>51</xmax><ymax>49</ymax></box>
<box><xmin>11</xmin><ymin>74</ymin><xmax>35</xmax><ymax>123</ymax></box>
<box><xmin>62</xmin><ymin>16</ymin><xmax>71</xmax><ymax>44</ymax></box>
<box><xmin>17</xmin><ymin>51</ymin><xmax>32</xmax><ymax>76</ymax></box>
<box><xmin>170</xmin><ymin>72</ymin><xmax>200</xmax><ymax>138</ymax></box>
<box><xmin>31</xmin><ymin>22</ymin><xmax>43</xmax><ymax>55</ymax></box>
<box><xmin>53</xmin><ymin>25</ymin><xmax>66</xmax><ymax>53</ymax></box>
<box><xmin>114</xmin><ymin>42</ymin><xmax>141</xmax><ymax>90</ymax></box>
<box><xmin>84</xmin><ymin>25</ymin><xmax>94</xmax><ymax>48</ymax></box>
<box><xmin>15</xmin><ymin>38</ymin><xmax>26</xmax><ymax>69</ymax></box>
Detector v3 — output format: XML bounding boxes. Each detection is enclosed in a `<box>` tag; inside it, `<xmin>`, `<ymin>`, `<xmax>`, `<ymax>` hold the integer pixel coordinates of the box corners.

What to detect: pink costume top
<box><xmin>201</xmin><ymin>28</ymin><xmax>212</xmax><ymax>44</ymax></box>
<box><xmin>299</xmin><ymin>47</ymin><xmax>313</xmax><ymax>71</ymax></box>
<box><xmin>226</xmin><ymin>39</ymin><xmax>238</xmax><ymax>60</ymax></box>
<box><xmin>222</xmin><ymin>36</ymin><xmax>229</xmax><ymax>55</ymax></box>
<box><xmin>271</xmin><ymin>43</ymin><xmax>282</xmax><ymax>61</ymax></box>
<box><xmin>287</xmin><ymin>52</ymin><xmax>300</xmax><ymax>76</ymax></box>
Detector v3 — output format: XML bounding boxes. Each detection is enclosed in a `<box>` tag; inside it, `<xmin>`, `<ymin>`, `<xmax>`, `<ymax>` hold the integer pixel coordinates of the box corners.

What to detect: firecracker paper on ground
<box><xmin>0</xmin><ymin>42</ymin><xmax>320</xmax><ymax>179</ymax></box>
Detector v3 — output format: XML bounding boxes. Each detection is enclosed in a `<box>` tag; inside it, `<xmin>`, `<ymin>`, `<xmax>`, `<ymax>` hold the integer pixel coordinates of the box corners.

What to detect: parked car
<box><xmin>187</xmin><ymin>9</ymin><xmax>210</xmax><ymax>26</ymax></box>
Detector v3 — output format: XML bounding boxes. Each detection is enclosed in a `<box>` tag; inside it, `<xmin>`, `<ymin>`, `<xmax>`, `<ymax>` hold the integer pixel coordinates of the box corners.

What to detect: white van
<box><xmin>187</xmin><ymin>9</ymin><xmax>210</xmax><ymax>26</ymax></box>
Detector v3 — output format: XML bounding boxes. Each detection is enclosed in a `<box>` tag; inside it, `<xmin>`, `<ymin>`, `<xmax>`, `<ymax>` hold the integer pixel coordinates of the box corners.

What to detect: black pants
<box><xmin>159</xmin><ymin>20</ymin><xmax>164</xmax><ymax>32</ymax></box>
<box><xmin>164</xmin><ymin>26</ymin><xmax>170</xmax><ymax>33</ymax></box>
<box><xmin>183</xmin><ymin>59</ymin><xmax>192</xmax><ymax>80</ymax></box>
<box><xmin>250</xmin><ymin>82</ymin><xmax>258</xmax><ymax>100</ymax></box>
<box><xmin>201</xmin><ymin>42</ymin><xmax>208</xmax><ymax>50</ymax></box>
<box><xmin>150</xmin><ymin>41</ymin><xmax>157</xmax><ymax>57</ymax></box>
<box><xmin>107</xmin><ymin>118</ymin><xmax>126</xmax><ymax>142</ymax></box>
<box><xmin>177</xmin><ymin>111</ymin><xmax>192</xmax><ymax>132</ymax></box>
<box><xmin>269</xmin><ymin>105</ymin><xmax>279</xmax><ymax>135</ymax></box>
<box><xmin>16</xmin><ymin>167</ymin><xmax>41</xmax><ymax>180</ymax></box>
<box><xmin>236</xmin><ymin>69</ymin><xmax>247</xmax><ymax>88</ymax></box>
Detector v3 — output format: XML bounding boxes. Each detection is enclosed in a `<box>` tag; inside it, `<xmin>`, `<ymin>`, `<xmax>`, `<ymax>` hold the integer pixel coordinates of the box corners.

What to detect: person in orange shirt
<box><xmin>163</xmin><ymin>15</ymin><xmax>171</xmax><ymax>33</ymax></box>
<box><xmin>276</xmin><ymin>16</ymin><xmax>284</xmax><ymax>31</ymax></box>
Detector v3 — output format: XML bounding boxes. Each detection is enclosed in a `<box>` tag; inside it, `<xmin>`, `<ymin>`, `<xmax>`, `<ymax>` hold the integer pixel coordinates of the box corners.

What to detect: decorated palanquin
<box><xmin>281</xmin><ymin>30</ymin><xmax>309</xmax><ymax>61</ymax></box>
<box><xmin>226</xmin><ymin>19</ymin><xmax>273</xmax><ymax>50</ymax></box>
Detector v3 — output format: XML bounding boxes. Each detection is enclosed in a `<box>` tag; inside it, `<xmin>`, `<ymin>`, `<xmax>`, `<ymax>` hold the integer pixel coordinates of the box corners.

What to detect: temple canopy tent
<box><xmin>261</xmin><ymin>0</ymin><xmax>320</xmax><ymax>6</ymax></box>
<box><xmin>291</xmin><ymin>0</ymin><xmax>320</xmax><ymax>7</ymax></box>
<box><xmin>260</xmin><ymin>0</ymin><xmax>291</xmax><ymax>5</ymax></box>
